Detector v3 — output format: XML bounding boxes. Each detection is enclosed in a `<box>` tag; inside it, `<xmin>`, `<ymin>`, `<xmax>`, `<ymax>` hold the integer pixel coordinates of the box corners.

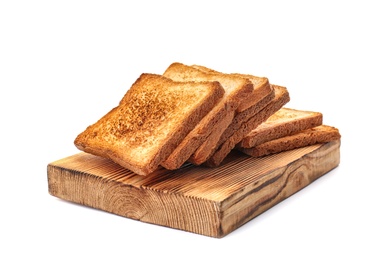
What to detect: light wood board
<box><xmin>47</xmin><ymin>140</ymin><xmax>340</xmax><ymax>238</ymax></box>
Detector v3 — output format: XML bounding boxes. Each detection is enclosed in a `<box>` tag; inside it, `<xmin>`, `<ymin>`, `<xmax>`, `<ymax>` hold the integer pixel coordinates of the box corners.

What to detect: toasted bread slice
<box><xmin>190</xmin><ymin>84</ymin><xmax>275</xmax><ymax>165</ymax></box>
<box><xmin>186</xmin><ymin>66</ymin><xmax>275</xmax><ymax>165</ymax></box>
<box><xmin>160</xmin><ymin>63</ymin><xmax>253</xmax><ymax>170</ymax></box>
<box><xmin>74</xmin><ymin>73</ymin><xmax>225</xmax><ymax>175</ymax></box>
<box><xmin>191</xmin><ymin>65</ymin><xmax>272</xmax><ymax>112</ymax></box>
<box><xmin>238</xmin><ymin>108</ymin><xmax>323</xmax><ymax>148</ymax></box>
<box><xmin>204</xmin><ymin>85</ymin><xmax>290</xmax><ymax>167</ymax></box>
<box><xmin>237</xmin><ymin>125</ymin><xmax>341</xmax><ymax>157</ymax></box>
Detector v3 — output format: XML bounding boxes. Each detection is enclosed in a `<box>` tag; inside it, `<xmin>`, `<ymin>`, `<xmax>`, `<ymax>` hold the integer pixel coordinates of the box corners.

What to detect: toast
<box><xmin>190</xmin><ymin>85</ymin><xmax>275</xmax><ymax>164</ymax></box>
<box><xmin>204</xmin><ymin>85</ymin><xmax>290</xmax><ymax>167</ymax></box>
<box><xmin>74</xmin><ymin>73</ymin><xmax>225</xmax><ymax>175</ymax></box>
<box><xmin>191</xmin><ymin>65</ymin><xmax>273</xmax><ymax>112</ymax></box>
<box><xmin>238</xmin><ymin>108</ymin><xmax>323</xmax><ymax>148</ymax></box>
<box><xmin>160</xmin><ymin>62</ymin><xmax>253</xmax><ymax>170</ymax></box>
<box><xmin>237</xmin><ymin>125</ymin><xmax>341</xmax><ymax>157</ymax></box>
<box><xmin>187</xmin><ymin>66</ymin><xmax>275</xmax><ymax>164</ymax></box>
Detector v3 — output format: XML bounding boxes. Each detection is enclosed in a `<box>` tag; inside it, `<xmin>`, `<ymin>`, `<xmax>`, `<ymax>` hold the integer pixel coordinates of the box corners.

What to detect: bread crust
<box><xmin>160</xmin><ymin>63</ymin><xmax>253</xmax><ymax>170</ymax></box>
<box><xmin>189</xmin><ymin>86</ymin><xmax>275</xmax><ymax>165</ymax></box>
<box><xmin>238</xmin><ymin>125</ymin><xmax>341</xmax><ymax>157</ymax></box>
<box><xmin>204</xmin><ymin>85</ymin><xmax>290</xmax><ymax>167</ymax></box>
<box><xmin>238</xmin><ymin>108</ymin><xmax>323</xmax><ymax>148</ymax></box>
<box><xmin>185</xmin><ymin>66</ymin><xmax>274</xmax><ymax>165</ymax></box>
<box><xmin>191</xmin><ymin>65</ymin><xmax>272</xmax><ymax>112</ymax></box>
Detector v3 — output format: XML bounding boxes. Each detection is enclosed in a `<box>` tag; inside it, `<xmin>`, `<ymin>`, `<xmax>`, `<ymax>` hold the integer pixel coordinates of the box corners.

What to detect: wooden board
<box><xmin>47</xmin><ymin>140</ymin><xmax>340</xmax><ymax>238</ymax></box>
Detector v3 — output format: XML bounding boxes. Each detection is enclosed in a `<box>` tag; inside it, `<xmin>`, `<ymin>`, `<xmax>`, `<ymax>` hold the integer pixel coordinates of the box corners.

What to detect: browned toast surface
<box><xmin>73</xmin><ymin>63</ymin><xmax>340</xmax><ymax>176</ymax></box>
<box><xmin>189</xmin><ymin>87</ymin><xmax>275</xmax><ymax>165</ymax></box>
<box><xmin>191</xmin><ymin>65</ymin><xmax>272</xmax><ymax>112</ymax></box>
<box><xmin>204</xmin><ymin>85</ymin><xmax>290</xmax><ymax>167</ymax></box>
<box><xmin>186</xmin><ymin>66</ymin><xmax>275</xmax><ymax>165</ymax></box>
<box><xmin>74</xmin><ymin>73</ymin><xmax>224</xmax><ymax>175</ymax></box>
<box><xmin>161</xmin><ymin>63</ymin><xmax>253</xmax><ymax>170</ymax></box>
<box><xmin>238</xmin><ymin>108</ymin><xmax>323</xmax><ymax>148</ymax></box>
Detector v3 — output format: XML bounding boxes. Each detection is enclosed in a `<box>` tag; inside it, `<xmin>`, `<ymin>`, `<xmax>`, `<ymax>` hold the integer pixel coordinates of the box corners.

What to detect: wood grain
<box><xmin>47</xmin><ymin>140</ymin><xmax>340</xmax><ymax>238</ymax></box>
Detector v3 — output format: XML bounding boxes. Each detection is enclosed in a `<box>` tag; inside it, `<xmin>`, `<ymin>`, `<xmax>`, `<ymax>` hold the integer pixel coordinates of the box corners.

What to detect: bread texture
<box><xmin>74</xmin><ymin>73</ymin><xmax>225</xmax><ymax>175</ymax></box>
<box><xmin>73</xmin><ymin>62</ymin><xmax>339</xmax><ymax>175</ymax></box>
<box><xmin>204</xmin><ymin>85</ymin><xmax>290</xmax><ymax>167</ymax></box>
<box><xmin>189</xmin><ymin>82</ymin><xmax>275</xmax><ymax>165</ymax></box>
<box><xmin>238</xmin><ymin>108</ymin><xmax>323</xmax><ymax>148</ymax></box>
<box><xmin>237</xmin><ymin>125</ymin><xmax>341</xmax><ymax>157</ymax></box>
<box><xmin>186</xmin><ymin>66</ymin><xmax>274</xmax><ymax>165</ymax></box>
<box><xmin>160</xmin><ymin>63</ymin><xmax>253</xmax><ymax>170</ymax></box>
<box><xmin>191</xmin><ymin>65</ymin><xmax>272</xmax><ymax>112</ymax></box>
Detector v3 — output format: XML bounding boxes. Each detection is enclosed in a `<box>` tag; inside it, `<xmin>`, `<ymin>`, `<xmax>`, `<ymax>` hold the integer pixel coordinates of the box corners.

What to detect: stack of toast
<box><xmin>74</xmin><ymin>62</ymin><xmax>341</xmax><ymax>175</ymax></box>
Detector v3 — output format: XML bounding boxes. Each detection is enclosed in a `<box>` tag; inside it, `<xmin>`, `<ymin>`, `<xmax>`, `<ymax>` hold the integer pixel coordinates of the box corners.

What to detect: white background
<box><xmin>1</xmin><ymin>0</ymin><xmax>389</xmax><ymax>259</ymax></box>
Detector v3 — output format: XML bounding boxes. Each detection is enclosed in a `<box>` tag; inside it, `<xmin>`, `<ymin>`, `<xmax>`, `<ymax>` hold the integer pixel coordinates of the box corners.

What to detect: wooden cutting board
<box><xmin>47</xmin><ymin>140</ymin><xmax>340</xmax><ymax>238</ymax></box>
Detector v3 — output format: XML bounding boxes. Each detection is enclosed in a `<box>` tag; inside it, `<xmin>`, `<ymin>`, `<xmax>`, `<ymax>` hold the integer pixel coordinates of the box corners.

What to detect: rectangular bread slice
<box><xmin>160</xmin><ymin>62</ymin><xmax>253</xmax><ymax>170</ymax></box>
<box><xmin>74</xmin><ymin>73</ymin><xmax>225</xmax><ymax>176</ymax></box>
<box><xmin>189</xmin><ymin>86</ymin><xmax>275</xmax><ymax>164</ymax></box>
<box><xmin>204</xmin><ymin>85</ymin><xmax>290</xmax><ymax>167</ymax></box>
<box><xmin>238</xmin><ymin>107</ymin><xmax>323</xmax><ymax>148</ymax></box>
<box><xmin>187</xmin><ymin>66</ymin><xmax>275</xmax><ymax>164</ymax></box>
<box><xmin>237</xmin><ymin>125</ymin><xmax>341</xmax><ymax>157</ymax></box>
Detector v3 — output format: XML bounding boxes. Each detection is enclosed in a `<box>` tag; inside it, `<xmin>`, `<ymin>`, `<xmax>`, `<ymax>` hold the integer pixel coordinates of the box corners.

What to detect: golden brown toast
<box><xmin>160</xmin><ymin>63</ymin><xmax>253</xmax><ymax>170</ymax></box>
<box><xmin>238</xmin><ymin>108</ymin><xmax>323</xmax><ymax>148</ymax></box>
<box><xmin>189</xmin><ymin>87</ymin><xmax>275</xmax><ymax>165</ymax></box>
<box><xmin>204</xmin><ymin>85</ymin><xmax>290</xmax><ymax>167</ymax></box>
<box><xmin>237</xmin><ymin>125</ymin><xmax>341</xmax><ymax>157</ymax></box>
<box><xmin>74</xmin><ymin>73</ymin><xmax>225</xmax><ymax>175</ymax></box>
<box><xmin>186</xmin><ymin>66</ymin><xmax>275</xmax><ymax>165</ymax></box>
<box><xmin>191</xmin><ymin>65</ymin><xmax>272</xmax><ymax>112</ymax></box>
